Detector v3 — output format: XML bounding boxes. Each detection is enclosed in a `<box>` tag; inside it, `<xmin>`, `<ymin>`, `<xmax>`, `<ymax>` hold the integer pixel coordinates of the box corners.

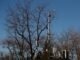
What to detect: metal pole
<box><xmin>47</xmin><ymin>12</ymin><xmax>51</xmax><ymax>42</ymax></box>
<box><xmin>47</xmin><ymin>12</ymin><xmax>52</xmax><ymax>59</ymax></box>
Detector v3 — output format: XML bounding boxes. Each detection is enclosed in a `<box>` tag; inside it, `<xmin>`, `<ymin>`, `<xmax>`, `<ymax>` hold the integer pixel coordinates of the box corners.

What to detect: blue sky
<box><xmin>0</xmin><ymin>0</ymin><xmax>80</xmax><ymax>40</ymax></box>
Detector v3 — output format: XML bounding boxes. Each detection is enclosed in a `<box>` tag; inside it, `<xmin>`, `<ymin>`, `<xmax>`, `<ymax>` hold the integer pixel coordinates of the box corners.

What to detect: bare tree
<box><xmin>58</xmin><ymin>29</ymin><xmax>80</xmax><ymax>60</ymax></box>
<box><xmin>5</xmin><ymin>0</ymin><xmax>54</xmax><ymax>60</ymax></box>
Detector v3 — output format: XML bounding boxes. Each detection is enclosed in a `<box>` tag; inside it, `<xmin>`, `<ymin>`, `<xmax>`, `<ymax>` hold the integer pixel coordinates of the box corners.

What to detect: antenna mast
<box><xmin>47</xmin><ymin>12</ymin><xmax>51</xmax><ymax>42</ymax></box>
